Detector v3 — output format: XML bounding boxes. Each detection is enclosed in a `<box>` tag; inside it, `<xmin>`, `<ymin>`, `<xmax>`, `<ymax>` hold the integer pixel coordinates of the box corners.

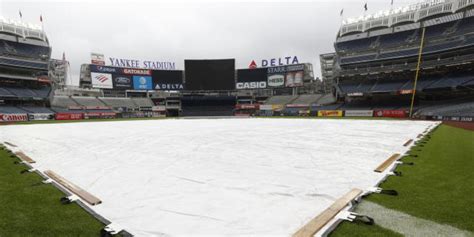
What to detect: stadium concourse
<box><xmin>0</xmin><ymin>118</ymin><xmax>437</xmax><ymax>236</ymax></box>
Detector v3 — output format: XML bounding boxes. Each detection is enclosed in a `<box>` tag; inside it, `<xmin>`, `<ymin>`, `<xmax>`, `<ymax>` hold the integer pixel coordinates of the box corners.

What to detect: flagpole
<box><xmin>19</xmin><ymin>9</ymin><xmax>25</xmax><ymax>39</ymax></box>
<box><xmin>40</xmin><ymin>14</ymin><xmax>46</xmax><ymax>41</ymax></box>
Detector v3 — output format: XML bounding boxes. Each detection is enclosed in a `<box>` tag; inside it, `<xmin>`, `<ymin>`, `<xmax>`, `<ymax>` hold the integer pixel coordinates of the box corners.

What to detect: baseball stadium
<box><xmin>0</xmin><ymin>0</ymin><xmax>473</xmax><ymax>236</ymax></box>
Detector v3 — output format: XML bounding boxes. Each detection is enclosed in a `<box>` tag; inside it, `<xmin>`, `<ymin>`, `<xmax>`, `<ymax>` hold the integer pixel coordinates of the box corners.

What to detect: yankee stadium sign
<box><xmin>109</xmin><ymin>57</ymin><xmax>176</xmax><ymax>70</ymax></box>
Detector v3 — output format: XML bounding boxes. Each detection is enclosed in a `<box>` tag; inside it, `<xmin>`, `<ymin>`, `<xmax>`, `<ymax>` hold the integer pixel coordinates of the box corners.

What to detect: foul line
<box><xmin>356</xmin><ymin>201</ymin><xmax>474</xmax><ymax>237</ymax></box>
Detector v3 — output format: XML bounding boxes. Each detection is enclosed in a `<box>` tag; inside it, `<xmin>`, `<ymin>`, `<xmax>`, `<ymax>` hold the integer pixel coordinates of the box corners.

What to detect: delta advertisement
<box><xmin>267</xmin><ymin>64</ymin><xmax>305</xmax><ymax>88</ymax></box>
<box><xmin>90</xmin><ymin>65</ymin><xmax>183</xmax><ymax>91</ymax></box>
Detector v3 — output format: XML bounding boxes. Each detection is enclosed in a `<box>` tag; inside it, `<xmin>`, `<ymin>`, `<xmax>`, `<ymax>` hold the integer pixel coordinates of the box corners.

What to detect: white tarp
<box><xmin>0</xmin><ymin>119</ymin><xmax>436</xmax><ymax>236</ymax></box>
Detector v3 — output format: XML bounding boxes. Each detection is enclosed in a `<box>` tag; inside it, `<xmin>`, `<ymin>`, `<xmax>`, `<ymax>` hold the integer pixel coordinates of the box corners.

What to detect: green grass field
<box><xmin>330</xmin><ymin>124</ymin><xmax>474</xmax><ymax>236</ymax></box>
<box><xmin>0</xmin><ymin>145</ymin><xmax>105</xmax><ymax>236</ymax></box>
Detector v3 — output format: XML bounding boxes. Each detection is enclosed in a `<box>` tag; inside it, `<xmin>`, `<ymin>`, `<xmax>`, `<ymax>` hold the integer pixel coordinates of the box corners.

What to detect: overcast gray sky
<box><xmin>1</xmin><ymin>0</ymin><xmax>420</xmax><ymax>85</ymax></box>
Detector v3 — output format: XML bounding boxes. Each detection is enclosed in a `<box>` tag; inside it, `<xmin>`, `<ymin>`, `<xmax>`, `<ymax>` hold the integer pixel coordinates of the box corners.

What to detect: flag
<box><xmin>364</xmin><ymin>3</ymin><xmax>368</xmax><ymax>11</ymax></box>
<box><xmin>40</xmin><ymin>15</ymin><xmax>43</xmax><ymax>22</ymax></box>
<box><xmin>19</xmin><ymin>10</ymin><xmax>22</xmax><ymax>18</ymax></box>
<box><xmin>62</xmin><ymin>52</ymin><xmax>66</xmax><ymax>62</ymax></box>
<box><xmin>340</xmin><ymin>8</ymin><xmax>344</xmax><ymax>16</ymax></box>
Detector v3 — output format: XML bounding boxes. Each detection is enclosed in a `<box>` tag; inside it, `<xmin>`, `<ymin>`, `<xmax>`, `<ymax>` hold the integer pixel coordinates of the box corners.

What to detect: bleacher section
<box><xmin>315</xmin><ymin>94</ymin><xmax>337</xmax><ymax>105</ymax></box>
<box><xmin>18</xmin><ymin>106</ymin><xmax>54</xmax><ymax>113</ymax></box>
<box><xmin>132</xmin><ymin>98</ymin><xmax>154</xmax><ymax>107</ymax></box>
<box><xmin>0</xmin><ymin>86</ymin><xmax>51</xmax><ymax>99</ymax></box>
<box><xmin>291</xmin><ymin>94</ymin><xmax>323</xmax><ymax>104</ymax></box>
<box><xmin>417</xmin><ymin>99</ymin><xmax>474</xmax><ymax>117</ymax></box>
<box><xmin>99</xmin><ymin>97</ymin><xmax>137</xmax><ymax>109</ymax></box>
<box><xmin>0</xmin><ymin>106</ymin><xmax>28</xmax><ymax>114</ymax></box>
<box><xmin>337</xmin><ymin>16</ymin><xmax>474</xmax><ymax>66</ymax></box>
<box><xmin>264</xmin><ymin>95</ymin><xmax>297</xmax><ymax>105</ymax></box>
<box><xmin>339</xmin><ymin>70</ymin><xmax>474</xmax><ymax>95</ymax></box>
<box><xmin>0</xmin><ymin>39</ymin><xmax>50</xmax><ymax>61</ymax></box>
<box><xmin>71</xmin><ymin>96</ymin><xmax>106</xmax><ymax>107</ymax></box>
<box><xmin>51</xmin><ymin>96</ymin><xmax>79</xmax><ymax>108</ymax></box>
<box><xmin>51</xmin><ymin>96</ymin><xmax>155</xmax><ymax>110</ymax></box>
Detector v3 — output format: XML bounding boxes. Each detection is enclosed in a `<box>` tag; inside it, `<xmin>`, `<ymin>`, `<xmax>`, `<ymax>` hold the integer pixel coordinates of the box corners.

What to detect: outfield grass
<box><xmin>331</xmin><ymin>124</ymin><xmax>474</xmax><ymax>236</ymax></box>
<box><xmin>0</xmin><ymin>145</ymin><xmax>105</xmax><ymax>236</ymax></box>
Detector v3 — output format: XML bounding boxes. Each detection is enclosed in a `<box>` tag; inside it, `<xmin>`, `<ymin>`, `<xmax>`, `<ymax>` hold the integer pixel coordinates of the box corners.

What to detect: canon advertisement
<box><xmin>267</xmin><ymin>64</ymin><xmax>305</xmax><ymax>88</ymax></box>
<box><xmin>0</xmin><ymin>113</ymin><xmax>28</xmax><ymax>122</ymax></box>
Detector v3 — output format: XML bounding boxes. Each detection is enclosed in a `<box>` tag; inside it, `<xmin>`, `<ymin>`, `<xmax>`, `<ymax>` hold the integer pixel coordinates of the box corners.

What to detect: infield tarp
<box><xmin>0</xmin><ymin>119</ymin><xmax>436</xmax><ymax>236</ymax></box>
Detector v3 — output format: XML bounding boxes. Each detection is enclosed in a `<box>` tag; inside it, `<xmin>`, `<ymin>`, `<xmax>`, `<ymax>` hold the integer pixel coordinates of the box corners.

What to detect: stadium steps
<box><xmin>0</xmin><ymin>106</ymin><xmax>28</xmax><ymax>114</ymax></box>
<box><xmin>71</xmin><ymin>96</ymin><xmax>107</xmax><ymax>107</ymax></box>
<box><xmin>51</xmin><ymin>96</ymin><xmax>80</xmax><ymax>108</ymax></box>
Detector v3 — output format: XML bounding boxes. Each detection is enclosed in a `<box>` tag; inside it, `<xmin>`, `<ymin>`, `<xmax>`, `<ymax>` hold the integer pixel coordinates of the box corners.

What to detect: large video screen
<box><xmin>185</xmin><ymin>59</ymin><xmax>235</xmax><ymax>90</ymax></box>
<box><xmin>236</xmin><ymin>68</ymin><xmax>268</xmax><ymax>89</ymax></box>
<box><xmin>152</xmin><ymin>70</ymin><xmax>184</xmax><ymax>90</ymax></box>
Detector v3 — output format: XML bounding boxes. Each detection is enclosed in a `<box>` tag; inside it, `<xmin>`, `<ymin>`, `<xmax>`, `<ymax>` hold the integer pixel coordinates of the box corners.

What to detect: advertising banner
<box><xmin>91</xmin><ymin>53</ymin><xmax>105</xmax><ymax>65</ymax></box>
<box><xmin>28</xmin><ymin>113</ymin><xmax>54</xmax><ymax>121</ymax></box>
<box><xmin>374</xmin><ymin>110</ymin><xmax>407</xmax><ymax>118</ymax></box>
<box><xmin>112</xmin><ymin>75</ymin><xmax>132</xmax><ymax>90</ymax></box>
<box><xmin>152</xmin><ymin>106</ymin><xmax>166</xmax><ymax>112</ymax></box>
<box><xmin>267</xmin><ymin>64</ymin><xmax>305</xmax><ymax>88</ymax></box>
<box><xmin>123</xmin><ymin>68</ymin><xmax>151</xmax><ymax>75</ymax></box>
<box><xmin>152</xmin><ymin>70</ymin><xmax>184</xmax><ymax>90</ymax></box>
<box><xmin>91</xmin><ymin>72</ymin><xmax>113</xmax><ymax>89</ymax></box>
<box><xmin>344</xmin><ymin>110</ymin><xmax>374</xmax><ymax>117</ymax></box>
<box><xmin>154</xmin><ymin>83</ymin><xmax>184</xmax><ymax>90</ymax></box>
<box><xmin>398</xmin><ymin>89</ymin><xmax>414</xmax><ymax>95</ymax></box>
<box><xmin>90</xmin><ymin>65</ymin><xmax>118</xmax><ymax>74</ymax></box>
<box><xmin>236</xmin><ymin>68</ymin><xmax>268</xmax><ymax>90</ymax></box>
<box><xmin>285</xmin><ymin>71</ymin><xmax>304</xmax><ymax>87</ymax></box>
<box><xmin>267</xmin><ymin>74</ymin><xmax>285</xmax><ymax>88</ymax></box>
<box><xmin>0</xmin><ymin>113</ymin><xmax>28</xmax><ymax>122</ymax></box>
<box><xmin>259</xmin><ymin>105</ymin><xmax>273</xmax><ymax>111</ymax></box>
<box><xmin>235</xmin><ymin>104</ymin><xmax>259</xmax><ymax>110</ymax></box>
<box><xmin>236</xmin><ymin>81</ymin><xmax>267</xmax><ymax>89</ymax></box>
<box><xmin>272</xmin><ymin>104</ymin><xmax>284</xmax><ymax>111</ymax></box>
<box><xmin>286</xmin><ymin>104</ymin><xmax>309</xmax><ymax>108</ymax></box>
<box><xmin>84</xmin><ymin>112</ymin><xmax>116</xmax><ymax>119</ymax></box>
<box><xmin>55</xmin><ymin>113</ymin><xmax>84</xmax><ymax>120</ymax></box>
<box><xmin>317</xmin><ymin>110</ymin><xmax>343</xmax><ymax>117</ymax></box>
<box><xmin>133</xmin><ymin>76</ymin><xmax>153</xmax><ymax>90</ymax></box>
